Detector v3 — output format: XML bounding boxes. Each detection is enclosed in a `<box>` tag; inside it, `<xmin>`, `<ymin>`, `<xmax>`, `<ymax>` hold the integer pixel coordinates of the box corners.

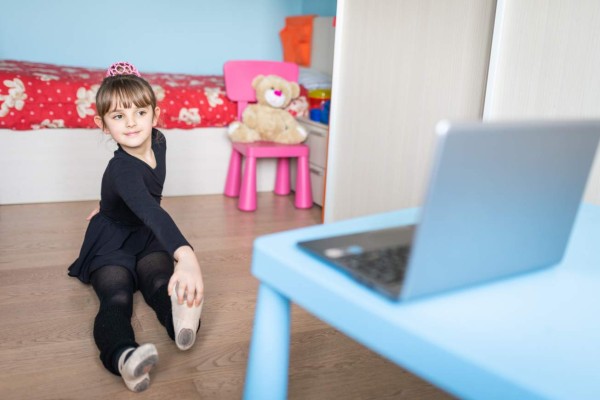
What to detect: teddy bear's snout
<box><xmin>274</xmin><ymin>90</ymin><xmax>282</xmax><ymax>96</ymax></box>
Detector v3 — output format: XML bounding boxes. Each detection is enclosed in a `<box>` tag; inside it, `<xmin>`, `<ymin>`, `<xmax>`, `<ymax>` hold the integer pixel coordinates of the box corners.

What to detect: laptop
<box><xmin>298</xmin><ymin>120</ymin><xmax>600</xmax><ymax>301</ymax></box>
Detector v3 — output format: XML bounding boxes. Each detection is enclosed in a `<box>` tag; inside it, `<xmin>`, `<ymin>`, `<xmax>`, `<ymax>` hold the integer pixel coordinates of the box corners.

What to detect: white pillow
<box><xmin>298</xmin><ymin>67</ymin><xmax>332</xmax><ymax>90</ymax></box>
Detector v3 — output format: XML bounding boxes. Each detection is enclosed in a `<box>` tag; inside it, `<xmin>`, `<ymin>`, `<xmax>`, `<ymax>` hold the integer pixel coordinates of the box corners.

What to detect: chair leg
<box><xmin>294</xmin><ymin>155</ymin><xmax>313</xmax><ymax>209</ymax></box>
<box><xmin>239</xmin><ymin>156</ymin><xmax>258</xmax><ymax>211</ymax></box>
<box><xmin>224</xmin><ymin>149</ymin><xmax>242</xmax><ymax>197</ymax></box>
<box><xmin>274</xmin><ymin>158</ymin><xmax>291</xmax><ymax>196</ymax></box>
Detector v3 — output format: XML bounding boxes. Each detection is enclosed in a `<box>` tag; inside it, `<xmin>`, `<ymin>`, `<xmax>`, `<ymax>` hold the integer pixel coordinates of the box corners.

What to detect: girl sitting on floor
<box><xmin>69</xmin><ymin>62</ymin><xmax>204</xmax><ymax>392</ymax></box>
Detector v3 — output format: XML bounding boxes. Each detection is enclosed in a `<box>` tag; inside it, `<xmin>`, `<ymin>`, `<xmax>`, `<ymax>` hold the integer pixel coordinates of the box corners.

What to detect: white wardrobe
<box><xmin>324</xmin><ymin>0</ymin><xmax>600</xmax><ymax>223</ymax></box>
<box><xmin>483</xmin><ymin>0</ymin><xmax>600</xmax><ymax>205</ymax></box>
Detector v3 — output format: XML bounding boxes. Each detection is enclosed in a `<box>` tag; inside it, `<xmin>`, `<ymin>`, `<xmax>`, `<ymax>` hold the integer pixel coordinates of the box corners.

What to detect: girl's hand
<box><xmin>86</xmin><ymin>207</ymin><xmax>100</xmax><ymax>221</ymax></box>
<box><xmin>168</xmin><ymin>246</ymin><xmax>204</xmax><ymax>308</ymax></box>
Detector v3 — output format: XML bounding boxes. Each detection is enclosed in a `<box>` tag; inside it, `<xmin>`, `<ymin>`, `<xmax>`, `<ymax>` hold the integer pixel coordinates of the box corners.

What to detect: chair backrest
<box><xmin>223</xmin><ymin>60</ymin><xmax>299</xmax><ymax>120</ymax></box>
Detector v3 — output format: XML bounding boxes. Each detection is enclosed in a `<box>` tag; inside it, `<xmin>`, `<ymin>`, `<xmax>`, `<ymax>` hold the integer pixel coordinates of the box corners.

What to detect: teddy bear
<box><xmin>227</xmin><ymin>74</ymin><xmax>307</xmax><ymax>144</ymax></box>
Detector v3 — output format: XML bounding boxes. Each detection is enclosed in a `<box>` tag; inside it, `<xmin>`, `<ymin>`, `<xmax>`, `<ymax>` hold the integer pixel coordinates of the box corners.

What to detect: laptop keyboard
<box><xmin>335</xmin><ymin>246</ymin><xmax>410</xmax><ymax>285</ymax></box>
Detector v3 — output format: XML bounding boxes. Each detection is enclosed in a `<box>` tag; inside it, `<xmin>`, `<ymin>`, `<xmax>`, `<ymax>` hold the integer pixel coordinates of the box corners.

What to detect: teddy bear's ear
<box><xmin>289</xmin><ymin>82</ymin><xmax>300</xmax><ymax>99</ymax></box>
<box><xmin>251</xmin><ymin>75</ymin><xmax>265</xmax><ymax>89</ymax></box>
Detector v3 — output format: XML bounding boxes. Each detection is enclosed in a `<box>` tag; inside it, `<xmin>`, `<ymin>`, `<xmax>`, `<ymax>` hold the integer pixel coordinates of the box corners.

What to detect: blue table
<box><xmin>244</xmin><ymin>204</ymin><xmax>600</xmax><ymax>400</ymax></box>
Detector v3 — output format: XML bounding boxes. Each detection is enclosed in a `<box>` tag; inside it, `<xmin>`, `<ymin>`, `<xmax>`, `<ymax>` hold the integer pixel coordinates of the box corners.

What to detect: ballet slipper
<box><xmin>118</xmin><ymin>343</ymin><xmax>158</xmax><ymax>392</ymax></box>
<box><xmin>171</xmin><ymin>287</ymin><xmax>203</xmax><ymax>351</ymax></box>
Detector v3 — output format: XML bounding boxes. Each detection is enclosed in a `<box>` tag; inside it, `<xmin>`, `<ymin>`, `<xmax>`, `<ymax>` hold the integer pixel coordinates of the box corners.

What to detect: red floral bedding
<box><xmin>0</xmin><ymin>60</ymin><xmax>237</xmax><ymax>130</ymax></box>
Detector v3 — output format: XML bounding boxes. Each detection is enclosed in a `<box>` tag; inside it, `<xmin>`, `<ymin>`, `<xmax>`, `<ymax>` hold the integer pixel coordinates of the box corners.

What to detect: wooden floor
<box><xmin>0</xmin><ymin>194</ymin><xmax>452</xmax><ymax>400</ymax></box>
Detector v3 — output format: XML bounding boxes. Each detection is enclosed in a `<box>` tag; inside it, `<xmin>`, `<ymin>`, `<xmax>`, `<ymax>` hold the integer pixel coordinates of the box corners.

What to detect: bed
<box><xmin>0</xmin><ymin>17</ymin><xmax>335</xmax><ymax>205</ymax></box>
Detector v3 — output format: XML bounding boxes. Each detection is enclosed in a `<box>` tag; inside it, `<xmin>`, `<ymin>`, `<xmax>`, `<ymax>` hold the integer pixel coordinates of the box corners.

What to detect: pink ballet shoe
<box><xmin>171</xmin><ymin>288</ymin><xmax>203</xmax><ymax>351</ymax></box>
<box><xmin>118</xmin><ymin>343</ymin><xmax>158</xmax><ymax>392</ymax></box>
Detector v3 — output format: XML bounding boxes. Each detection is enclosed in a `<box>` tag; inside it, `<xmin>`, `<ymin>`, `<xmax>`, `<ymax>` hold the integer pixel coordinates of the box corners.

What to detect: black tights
<box><xmin>90</xmin><ymin>252</ymin><xmax>175</xmax><ymax>375</ymax></box>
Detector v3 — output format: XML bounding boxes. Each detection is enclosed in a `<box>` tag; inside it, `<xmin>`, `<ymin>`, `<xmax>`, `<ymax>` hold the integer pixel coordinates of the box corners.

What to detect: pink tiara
<box><xmin>105</xmin><ymin>61</ymin><xmax>141</xmax><ymax>77</ymax></box>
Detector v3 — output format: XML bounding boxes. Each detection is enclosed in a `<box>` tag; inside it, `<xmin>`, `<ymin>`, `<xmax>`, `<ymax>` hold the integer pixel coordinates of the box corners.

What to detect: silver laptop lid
<box><xmin>401</xmin><ymin>120</ymin><xmax>600</xmax><ymax>300</ymax></box>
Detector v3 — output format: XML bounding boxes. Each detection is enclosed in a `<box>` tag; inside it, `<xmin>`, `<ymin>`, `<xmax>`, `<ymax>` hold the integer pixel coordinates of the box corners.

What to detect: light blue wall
<box><xmin>302</xmin><ymin>0</ymin><xmax>337</xmax><ymax>16</ymax></box>
<box><xmin>0</xmin><ymin>0</ymin><xmax>308</xmax><ymax>74</ymax></box>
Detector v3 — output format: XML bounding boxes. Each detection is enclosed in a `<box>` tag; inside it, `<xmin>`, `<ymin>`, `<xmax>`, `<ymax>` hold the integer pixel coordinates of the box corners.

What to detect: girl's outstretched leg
<box><xmin>136</xmin><ymin>252</ymin><xmax>176</xmax><ymax>340</ymax></box>
<box><xmin>136</xmin><ymin>251</ymin><xmax>203</xmax><ymax>351</ymax></box>
<box><xmin>91</xmin><ymin>265</ymin><xmax>157</xmax><ymax>392</ymax></box>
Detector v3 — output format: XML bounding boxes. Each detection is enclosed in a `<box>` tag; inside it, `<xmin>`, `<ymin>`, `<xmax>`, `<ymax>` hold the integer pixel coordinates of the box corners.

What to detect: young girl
<box><xmin>68</xmin><ymin>62</ymin><xmax>204</xmax><ymax>392</ymax></box>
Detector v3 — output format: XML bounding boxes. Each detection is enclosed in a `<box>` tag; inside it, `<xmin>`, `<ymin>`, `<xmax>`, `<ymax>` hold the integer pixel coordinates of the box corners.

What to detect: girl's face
<box><xmin>94</xmin><ymin>104</ymin><xmax>160</xmax><ymax>153</ymax></box>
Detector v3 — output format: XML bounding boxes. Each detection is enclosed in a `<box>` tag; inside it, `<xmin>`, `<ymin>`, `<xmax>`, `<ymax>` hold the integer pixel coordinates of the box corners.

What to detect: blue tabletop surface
<box><xmin>251</xmin><ymin>204</ymin><xmax>600</xmax><ymax>399</ymax></box>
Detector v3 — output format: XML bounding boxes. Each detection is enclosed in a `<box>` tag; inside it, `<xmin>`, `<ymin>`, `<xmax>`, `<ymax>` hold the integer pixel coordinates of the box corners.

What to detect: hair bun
<box><xmin>106</xmin><ymin>61</ymin><xmax>141</xmax><ymax>77</ymax></box>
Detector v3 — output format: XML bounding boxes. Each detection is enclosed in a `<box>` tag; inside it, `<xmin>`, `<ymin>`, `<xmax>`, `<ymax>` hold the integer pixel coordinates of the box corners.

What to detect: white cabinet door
<box><xmin>324</xmin><ymin>0</ymin><xmax>496</xmax><ymax>222</ymax></box>
<box><xmin>484</xmin><ymin>0</ymin><xmax>600</xmax><ymax>205</ymax></box>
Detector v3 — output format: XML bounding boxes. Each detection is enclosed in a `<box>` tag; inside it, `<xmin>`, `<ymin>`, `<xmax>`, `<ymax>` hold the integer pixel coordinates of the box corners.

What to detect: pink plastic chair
<box><xmin>223</xmin><ymin>60</ymin><xmax>313</xmax><ymax>212</ymax></box>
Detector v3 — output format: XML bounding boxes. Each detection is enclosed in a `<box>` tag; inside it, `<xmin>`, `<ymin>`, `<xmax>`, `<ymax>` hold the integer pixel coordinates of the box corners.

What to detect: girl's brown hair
<box><xmin>95</xmin><ymin>74</ymin><xmax>157</xmax><ymax>124</ymax></box>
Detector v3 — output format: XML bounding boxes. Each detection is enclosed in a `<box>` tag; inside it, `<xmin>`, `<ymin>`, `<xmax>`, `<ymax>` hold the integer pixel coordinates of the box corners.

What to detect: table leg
<box><xmin>243</xmin><ymin>283</ymin><xmax>291</xmax><ymax>400</ymax></box>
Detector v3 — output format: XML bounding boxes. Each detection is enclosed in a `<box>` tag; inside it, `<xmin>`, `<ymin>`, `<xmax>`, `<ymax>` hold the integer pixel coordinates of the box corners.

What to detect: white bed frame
<box><xmin>0</xmin><ymin>17</ymin><xmax>335</xmax><ymax>205</ymax></box>
<box><xmin>0</xmin><ymin>128</ymin><xmax>279</xmax><ymax>204</ymax></box>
